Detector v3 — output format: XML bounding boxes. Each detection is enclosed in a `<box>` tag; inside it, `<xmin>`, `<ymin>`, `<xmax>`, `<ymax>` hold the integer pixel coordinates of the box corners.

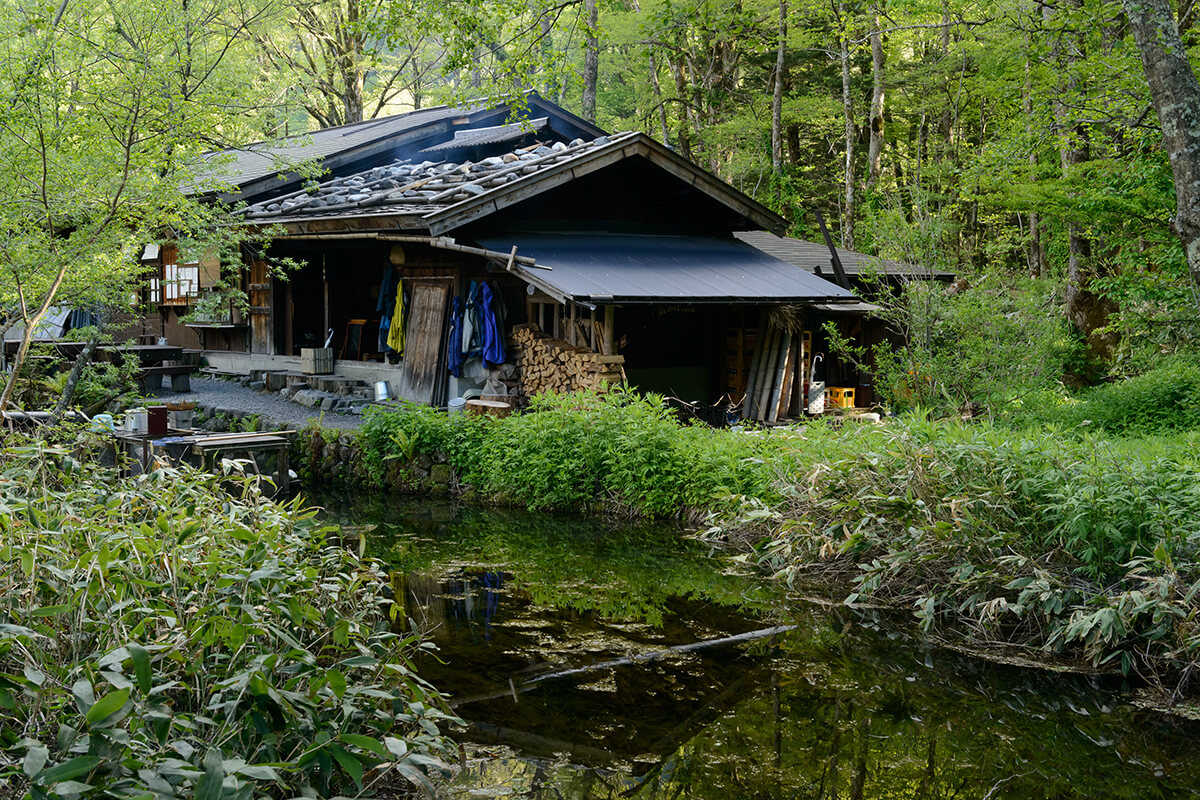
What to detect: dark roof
<box><xmin>239</xmin><ymin>133</ymin><xmax>636</xmax><ymax>224</ymax></box>
<box><xmin>238</xmin><ymin>132</ymin><xmax>790</xmax><ymax>236</ymax></box>
<box><xmin>419</xmin><ymin>118</ymin><xmax>549</xmax><ymax>154</ymax></box>
<box><xmin>202</xmin><ymin>106</ymin><xmax>471</xmax><ymax>191</ymax></box>
<box><xmin>475</xmin><ymin>233</ymin><xmax>858</xmax><ymax>304</ymax></box>
<box><xmin>734</xmin><ymin>230</ymin><xmax>953</xmax><ymax>278</ymax></box>
<box><xmin>198</xmin><ymin>93</ymin><xmax>609</xmax><ymax>203</ymax></box>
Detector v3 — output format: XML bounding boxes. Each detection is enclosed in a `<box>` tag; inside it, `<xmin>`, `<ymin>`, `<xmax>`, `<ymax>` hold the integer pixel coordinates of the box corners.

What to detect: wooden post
<box><xmin>589</xmin><ymin>307</ymin><xmax>597</xmax><ymax>351</ymax></box>
<box><xmin>568</xmin><ymin>302</ymin><xmax>577</xmax><ymax>345</ymax></box>
<box><xmin>603</xmin><ymin>306</ymin><xmax>615</xmax><ymax>355</ymax></box>
<box><xmin>322</xmin><ymin>255</ymin><xmax>330</xmax><ymax>336</ymax></box>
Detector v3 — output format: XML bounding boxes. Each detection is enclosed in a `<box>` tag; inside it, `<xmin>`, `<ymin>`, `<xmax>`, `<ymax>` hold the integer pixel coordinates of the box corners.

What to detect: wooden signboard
<box><xmin>397</xmin><ymin>282</ymin><xmax>450</xmax><ymax>404</ymax></box>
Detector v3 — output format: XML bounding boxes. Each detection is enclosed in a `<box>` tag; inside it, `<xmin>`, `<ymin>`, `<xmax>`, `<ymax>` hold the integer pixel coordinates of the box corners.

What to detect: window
<box><xmin>162</xmin><ymin>261</ymin><xmax>199</xmax><ymax>305</ymax></box>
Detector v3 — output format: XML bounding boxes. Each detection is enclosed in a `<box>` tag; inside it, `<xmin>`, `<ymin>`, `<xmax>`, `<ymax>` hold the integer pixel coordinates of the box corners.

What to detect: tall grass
<box><xmin>0</xmin><ymin>436</ymin><xmax>457</xmax><ymax>799</ymax></box>
<box><xmin>708</xmin><ymin>415</ymin><xmax>1200</xmax><ymax>678</ymax></box>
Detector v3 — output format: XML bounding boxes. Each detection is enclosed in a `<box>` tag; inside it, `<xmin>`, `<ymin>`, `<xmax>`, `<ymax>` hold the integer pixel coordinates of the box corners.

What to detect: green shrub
<box><xmin>707</xmin><ymin>416</ymin><xmax>1200</xmax><ymax>672</ymax></box>
<box><xmin>1056</xmin><ymin>358</ymin><xmax>1200</xmax><ymax>435</ymax></box>
<box><xmin>355</xmin><ymin>389</ymin><xmax>786</xmax><ymax>516</ymax></box>
<box><xmin>0</xmin><ymin>438</ymin><xmax>457</xmax><ymax>799</ymax></box>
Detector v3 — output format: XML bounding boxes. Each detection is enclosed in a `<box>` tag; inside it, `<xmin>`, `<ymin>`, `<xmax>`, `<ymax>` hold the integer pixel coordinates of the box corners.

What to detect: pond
<box><xmin>316</xmin><ymin>493</ymin><xmax>1200</xmax><ymax>799</ymax></box>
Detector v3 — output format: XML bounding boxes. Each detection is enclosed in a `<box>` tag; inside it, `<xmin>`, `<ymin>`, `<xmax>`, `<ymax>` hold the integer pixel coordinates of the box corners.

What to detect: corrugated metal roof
<box><xmin>477</xmin><ymin>233</ymin><xmax>858</xmax><ymax>303</ymax></box>
<box><xmin>733</xmin><ymin>230</ymin><xmax>951</xmax><ymax>278</ymax></box>
<box><xmin>201</xmin><ymin>105</ymin><xmax>470</xmax><ymax>188</ymax></box>
<box><xmin>811</xmin><ymin>301</ymin><xmax>881</xmax><ymax>313</ymax></box>
<box><xmin>419</xmin><ymin>118</ymin><xmax>548</xmax><ymax>153</ymax></box>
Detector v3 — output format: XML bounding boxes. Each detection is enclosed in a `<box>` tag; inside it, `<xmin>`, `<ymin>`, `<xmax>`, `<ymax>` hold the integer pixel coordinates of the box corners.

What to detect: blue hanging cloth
<box><xmin>447</xmin><ymin>296</ymin><xmax>465</xmax><ymax>377</ymax></box>
<box><xmin>480</xmin><ymin>282</ymin><xmax>506</xmax><ymax>366</ymax></box>
<box><xmin>464</xmin><ymin>281</ymin><xmax>483</xmax><ymax>359</ymax></box>
<box><xmin>377</xmin><ymin>267</ymin><xmax>397</xmax><ymax>352</ymax></box>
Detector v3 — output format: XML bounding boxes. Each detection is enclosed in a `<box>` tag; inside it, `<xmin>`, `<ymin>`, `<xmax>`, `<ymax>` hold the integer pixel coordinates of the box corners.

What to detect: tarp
<box><xmin>476</xmin><ymin>233</ymin><xmax>858</xmax><ymax>304</ymax></box>
<box><xmin>3</xmin><ymin>307</ymin><xmax>71</xmax><ymax>342</ymax></box>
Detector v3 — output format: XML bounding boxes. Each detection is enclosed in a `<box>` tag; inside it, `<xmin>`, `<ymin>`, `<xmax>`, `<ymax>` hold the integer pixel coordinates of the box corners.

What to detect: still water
<box><xmin>317</xmin><ymin>494</ymin><xmax>1200</xmax><ymax>799</ymax></box>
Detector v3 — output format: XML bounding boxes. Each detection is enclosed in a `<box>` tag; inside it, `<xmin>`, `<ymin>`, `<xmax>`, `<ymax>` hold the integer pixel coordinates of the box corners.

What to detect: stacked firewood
<box><xmin>510</xmin><ymin>324</ymin><xmax>625</xmax><ymax>398</ymax></box>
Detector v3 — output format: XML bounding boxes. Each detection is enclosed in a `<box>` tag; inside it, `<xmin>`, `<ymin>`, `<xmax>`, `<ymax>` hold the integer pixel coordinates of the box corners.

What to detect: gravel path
<box><xmin>152</xmin><ymin>376</ymin><xmax>367</xmax><ymax>430</ymax></box>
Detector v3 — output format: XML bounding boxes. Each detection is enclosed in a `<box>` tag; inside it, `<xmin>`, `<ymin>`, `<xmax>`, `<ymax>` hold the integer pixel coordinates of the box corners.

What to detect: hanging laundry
<box><xmin>377</xmin><ymin>267</ymin><xmax>398</xmax><ymax>352</ymax></box>
<box><xmin>490</xmin><ymin>280</ymin><xmax>507</xmax><ymax>330</ymax></box>
<box><xmin>386</xmin><ymin>279</ymin><xmax>406</xmax><ymax>356</ymax></box>
<box><xmin>463</xmin><ymin>281</ymin><xmax>484</xmax><ymax>359</ymax></box>
<box><xmin>447</xmin><ymin>296</ymin><xmax>465</xmax><ymax>377</ymax></box>
<box><xmin>480</xmin><ymin>282</ymin><xmax>506</xmax><ymax>366</ymax></box>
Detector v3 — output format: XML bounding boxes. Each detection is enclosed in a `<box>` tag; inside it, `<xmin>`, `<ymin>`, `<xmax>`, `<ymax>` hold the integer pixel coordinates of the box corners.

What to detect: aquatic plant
<box><xmin>0</xmin><ymin>436</ymin><xmax>457</xmax><ymax>798</ymax></box>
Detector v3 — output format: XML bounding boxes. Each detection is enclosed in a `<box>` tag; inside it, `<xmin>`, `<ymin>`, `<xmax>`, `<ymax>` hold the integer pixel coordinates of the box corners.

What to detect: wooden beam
<box><xmin>604</xmin><ymin>306</ymin><xmax>615</xmax><ymax>356</ymax></box>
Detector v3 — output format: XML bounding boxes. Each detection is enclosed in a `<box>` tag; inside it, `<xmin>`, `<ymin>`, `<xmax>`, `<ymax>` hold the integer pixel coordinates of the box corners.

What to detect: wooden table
<box><xmin>2</xmin><ymin>340</ymin><xmax>183</xmax><ymax>366</ymax></box>
<box><xmin>112</xmin><ymin>430</ymin><xmax>292</xmax><ymax>494</ymax></box>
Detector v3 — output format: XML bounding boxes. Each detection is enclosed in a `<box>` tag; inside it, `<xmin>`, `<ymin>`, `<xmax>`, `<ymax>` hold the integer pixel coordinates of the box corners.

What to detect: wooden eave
<box><xmin>422</xmin><ymin>133</ymin><xmax>790</xmax><ymax>237</ymax></box>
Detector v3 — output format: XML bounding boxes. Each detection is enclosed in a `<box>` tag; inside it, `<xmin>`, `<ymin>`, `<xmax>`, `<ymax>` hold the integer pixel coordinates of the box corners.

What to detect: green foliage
<box><xmin>1024</xmin><ymin>357</ymin><xmax>1200</xmax><ymax>436</ymax></box>
<box><xmin>0</xmin><ymin>436</ymin><xmax>457</xmax><ymax>798</ymax></box>
<box><xmin>73</xmin><ymin>352</ymin><xmax>143</xmax><ymax>415</ymax></box>
<box><xmin>354</xmin><ymin>389</ymin><xmax>785</xmax><ymax>515</ymax></box>
<box><xmin>828</xmin><ymin>271</ymin><xmax>1076</xmax><ymax>415</ymax></box>
<box><xmin>704</xmin><ymin>416</ymin><xmax>1200</xmax><ymax>674</ymax></box>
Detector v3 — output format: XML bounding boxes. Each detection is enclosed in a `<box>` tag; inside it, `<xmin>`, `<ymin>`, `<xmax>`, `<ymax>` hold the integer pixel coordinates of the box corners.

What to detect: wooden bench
<box><xmin>141</xmin><ymin>364</ymin><xmax>194</xmax><ymax>392</ymax></box>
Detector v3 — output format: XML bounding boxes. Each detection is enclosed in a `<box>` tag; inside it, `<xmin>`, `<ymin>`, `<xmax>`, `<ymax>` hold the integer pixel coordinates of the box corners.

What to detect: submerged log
<box><xmin>450</xmin><ymin>624</ymin><xmax>797</xmax><ymax>708</ymax></box>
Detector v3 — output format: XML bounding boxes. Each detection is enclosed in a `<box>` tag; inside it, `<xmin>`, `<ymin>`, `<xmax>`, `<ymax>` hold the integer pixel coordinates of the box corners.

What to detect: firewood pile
<box><xmin>510</xmin><ymin>324</ymin><xmax>625</xmax><ymax>399</ymax></box>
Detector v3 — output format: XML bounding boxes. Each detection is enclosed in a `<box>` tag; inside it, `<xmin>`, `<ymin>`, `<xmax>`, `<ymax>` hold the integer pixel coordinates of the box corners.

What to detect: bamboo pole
<box><xmin>742</xmin><ymin>313</ymin><xmax>769</xmax><ymax>421</ymax></box>
<box><xmin>772</xmin><ymin>334</ymin><xmax>796</xmax><ymax>422</ymax></box>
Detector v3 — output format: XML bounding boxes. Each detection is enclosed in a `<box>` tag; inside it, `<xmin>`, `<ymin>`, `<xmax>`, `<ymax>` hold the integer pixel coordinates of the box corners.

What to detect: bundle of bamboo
<box><xmin>742</xmin><ymin>314</ymin><xmax>812</xmax><ymax>423</ymax></box>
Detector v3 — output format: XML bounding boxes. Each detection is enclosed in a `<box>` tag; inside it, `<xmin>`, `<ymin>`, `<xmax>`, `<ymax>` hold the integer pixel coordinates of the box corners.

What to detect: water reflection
<box><xmin>313</xmin><ymin>494</ymin><xmax>1200</xmax><ymax>799</ymax></box>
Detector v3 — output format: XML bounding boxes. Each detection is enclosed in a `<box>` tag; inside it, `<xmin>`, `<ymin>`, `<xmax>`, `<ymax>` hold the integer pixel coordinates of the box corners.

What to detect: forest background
<box><xmin>235</xmin><ymin>0</ymin><xmax>1200</xmax><ymax>394</ymax></box>
<box><xmin>4</xmin><ymin>0</ymin><xmax>1200</xmax><ymax>410</ymax></box>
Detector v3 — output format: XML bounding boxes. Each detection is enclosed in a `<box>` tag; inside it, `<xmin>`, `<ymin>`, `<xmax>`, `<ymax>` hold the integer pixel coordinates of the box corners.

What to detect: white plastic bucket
<box><xmin>807</xmin><ymin>382</ymin><xmax>826</xmax><ymax>415</ymax></box>
<box><xmin>126</xmin><ymin>409</ymin><xmax>148</xmax><ymax>433</ymax></box>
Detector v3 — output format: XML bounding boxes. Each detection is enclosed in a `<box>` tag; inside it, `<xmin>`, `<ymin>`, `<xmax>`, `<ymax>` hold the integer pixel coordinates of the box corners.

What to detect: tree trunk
<box><xmin>582</xmin><ymin>0</ymin><xmax>599</xmax><ymax>122</ymax></box>
<box><xmin>1050</xmin><ymin>0</ymin><xmax>1120</xmax><ymax>357</ymax></box>
<box><xmin>1023</xmin><ymin>24</ymin><xmax>1046</xmax><ymax>277</ymax></box>
<box><xmin>52</xmin><ymin>333</ymin><xmax>101</xmax><ymax>422</ymax></box>
<box><xmin>338</xmin><ymin>0</ymin><xmax>365</xmax><ymax>124</ymax></box>
<box><xmin>839</xmin><ymin>0</ymin><xmax>856</xmax><ymax>250</ymax></box>
<box><xmin>866</xmin><ymin>2</ymin><xmax>885</xmax><ymax>191</ymax></box>
<box><xmin>1122</xmin><ymin>0</ymin><xmax>1200</xmax><ymax>309</ymax></box>
<box><xmin>671</xmin><ymin>59</ymin><xmax>694</xmax><ymax>160</ymax></box>
<box><xmin>648</xmin><ymin>51</ymin><xmax>670</xmax><ymax>145</ymax></box>
<box><xmin>0</xmin><ymin>262</ymin><xmax>71</xmax><ymax>412</ymax></box>
<box><xmin>771</xmin><ymin>0</ymin><xmax>787</xmax><ymax>178</ymax></box>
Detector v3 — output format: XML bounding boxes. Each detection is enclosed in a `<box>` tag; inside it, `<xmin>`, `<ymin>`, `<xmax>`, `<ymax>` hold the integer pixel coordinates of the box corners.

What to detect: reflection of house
<box><xmin>143</xmin><ymin>94</ymin><xmax>914</xmax><ymax>417</ymax></box>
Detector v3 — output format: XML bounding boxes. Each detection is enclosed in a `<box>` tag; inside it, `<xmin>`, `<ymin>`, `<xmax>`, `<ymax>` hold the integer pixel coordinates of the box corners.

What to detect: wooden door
<box><xmin>397</xmin><ymin>283</ymin><xmax>450</xmax><ymax>404</ymax></box>
<box><xmin>248</xmin><ymin>259</ymin><xmax>273</xmax><ymax>354</ymax></box>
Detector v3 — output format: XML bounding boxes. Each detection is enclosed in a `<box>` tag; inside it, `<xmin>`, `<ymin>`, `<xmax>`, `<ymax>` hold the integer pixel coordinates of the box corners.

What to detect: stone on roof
<box><xmin>238</xmin><ymin>133</ymin><xmax>633</xmax><ymax>223</ymax></box>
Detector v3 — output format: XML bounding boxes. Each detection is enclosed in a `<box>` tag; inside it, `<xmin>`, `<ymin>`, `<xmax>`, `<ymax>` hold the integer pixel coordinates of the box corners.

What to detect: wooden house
<box><xmin>142</xmin><ymin>95</ymin><xmax>896</xmax><ymax>419</ymax></box>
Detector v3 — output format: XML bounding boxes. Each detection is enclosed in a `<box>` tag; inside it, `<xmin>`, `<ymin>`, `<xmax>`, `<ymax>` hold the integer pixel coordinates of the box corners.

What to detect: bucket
<box><xmin>91</xmin><ymin>413</ymin><xmax>115</xmax><ymax>433</ymax></box>
<box><xmin>807</xmin><ymin>382</ymin><xmax>826</xmax><ymax>415</ymax></box>
<box><xmin>374</xmin><ymin>381</ymin><xmax>392</xmax><ymax>402</ymax></box>
<box><xmin>126</xmin><ymin>409</ymin><xmax>148</xmax><ymax>433</ymax></box>
<box><xmin>167</xmin><ymin>409</ymin><xmax>194</xmax><ymax>429</ymax></box>
<box><xmin>447</xmin><ymin>397</ymin><xmax>466</xmax><ymax>415</ymax></box>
